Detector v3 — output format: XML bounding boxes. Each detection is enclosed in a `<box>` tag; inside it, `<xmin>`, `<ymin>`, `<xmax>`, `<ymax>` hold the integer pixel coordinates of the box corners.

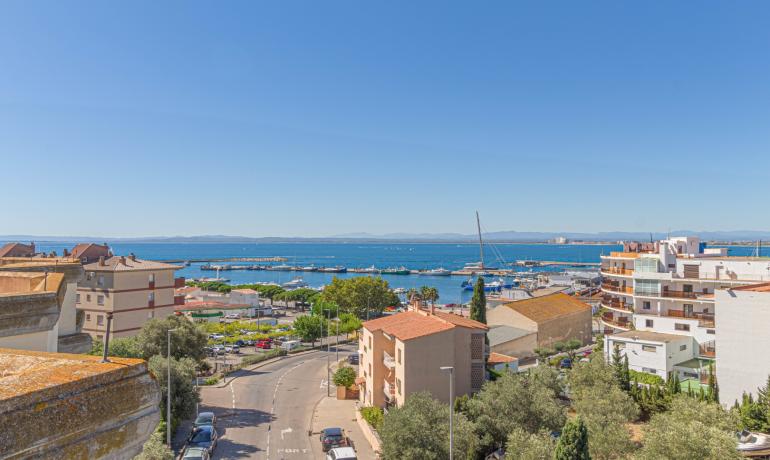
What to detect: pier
<box><xmin>160</xmin><ymin>257</ymin><xmax>288</xmax><ymax>264</ymax></box>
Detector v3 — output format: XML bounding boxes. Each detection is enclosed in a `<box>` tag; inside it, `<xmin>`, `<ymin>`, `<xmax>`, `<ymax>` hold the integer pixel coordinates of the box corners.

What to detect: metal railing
<box><xmin>664</xmin><ymin>310</ymin><xmax>715</xmax><ymax>327</ymax></box>
<box><xmin>601</xmin><ymin>267</ymin><xmax>635</xmax><ymax>276</ymax></box>
<box><xmin>383</xmin><ymin>350</ymin><xmax>396</xmax><ymax>369</ymax></box>
<box><xmin>699</xmin><ymin>340</ymin><xmax>716</xmax><ymax>358</ymax></box>
<box><xmin>384</xmin><ymin>380</ymin><xmax>396</xmax><ymax>399</ymax></box>
<box><xmin>601</xmin><ymin>283</ymin><xmax>634</xmax><ymax>294</ymax></box>
<box><xmin>601</xmin><ymin>312</ymin><xmax>631</xmax><ymax>329</ymax></box>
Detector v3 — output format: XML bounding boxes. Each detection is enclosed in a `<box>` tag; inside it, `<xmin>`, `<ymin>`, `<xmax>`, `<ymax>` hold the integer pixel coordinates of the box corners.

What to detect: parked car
<box><xmin>559</xmin><ymin>358</ymin><xmax>573</xmax><ymax>369</ymax></box>
<box><xmin>224</xmin><ymin>346</ymin><xmax>233</xmax><ymax>354</ymax></box>
<box><xmin>320</xmin><ymin>427</ymin><xmax>349</xmax><ymax>452</ymax></box>
<box><xmin>244</xmin><ymin>339</ymin><xmax>255</xmax><ymax>346</ymax></box>
<box><xmin>187</xmin><ymin>425</ymin><xmax>218</xmax><ymax>453</ymax></box>
<box><xmin>212</xmin><ymin>345</ymin><xmax>225</xmax><ymax>355</ymax></box>
<box><xmin>281</xmin><ymin>340</ymin><xmax>301</xmax><ymax>352</ymax></box>
<box><xmin>209</xmin><ymin>334</ymin><xmax>224</xmax><ymax>340</ymax></box>
<box><xmin>256</xmin><ymin>340</ymin><xmax>272</xmax><ymax>349</ymax></box>
<box><xmin>326</xmin><ymin>446</ymin><xmax>357</xmax><ymax>460</ymax></box>
<box><xmin>347</xmin><ymin>354</ymin><xmax>359</xmax><ymax>365</ymax></box>
<box><xmin>181</xmin><ymin>446</ymin><xmax>211</xmax><ymax>460</ymax></box>
<box><xmin>193</xmin><ymin>412</ymin><xmax>216</xmax><ymax>429</ymax></box>
<box><xmin>235</xmin><ymin>339</ymin><xmax>246</xmax><ymax>347</ymax></box>
<box><xmin>231</xmin><ymin>345</ymin><xmax>240</xmax><ymax>354</ymax></box>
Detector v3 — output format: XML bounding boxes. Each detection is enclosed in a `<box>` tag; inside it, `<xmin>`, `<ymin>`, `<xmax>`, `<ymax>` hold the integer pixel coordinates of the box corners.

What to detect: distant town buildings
<box><xmin>358</xmin><ymin>300</ymin><xmax>488</xmax><ymax>408</ymax></box>
<box><xmin>601</xmin><ymin>236</ymin><xmax>770</xmax><ymax>402</ymax></box>
<box><xmin>78</xmin><ymin>254</ymin><xmax>184</xmax><ymax>340</ymax></box>
<box><xmin>487</xmin><ymin>293</ymin><xmax>592</xmax><ymax>359</ymax></box>
<box><xmin>0</xmin><ymin>241</ymin><xmax>36</xmax><ymax>257</ymax></box>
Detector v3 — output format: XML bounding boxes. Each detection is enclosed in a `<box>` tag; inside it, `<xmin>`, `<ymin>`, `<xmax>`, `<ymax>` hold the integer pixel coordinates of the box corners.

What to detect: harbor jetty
<box><xmin>161</xmin><ymin>257</ymin><xmax>288</xmax><ymax>264</ymax></box>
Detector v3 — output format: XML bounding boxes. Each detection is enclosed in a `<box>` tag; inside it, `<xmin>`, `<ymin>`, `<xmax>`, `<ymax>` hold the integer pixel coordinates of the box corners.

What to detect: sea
<box><xmin>24</xmin><ymin>242</ymin><xmax>763</xmax><ymax>305</ymax></box>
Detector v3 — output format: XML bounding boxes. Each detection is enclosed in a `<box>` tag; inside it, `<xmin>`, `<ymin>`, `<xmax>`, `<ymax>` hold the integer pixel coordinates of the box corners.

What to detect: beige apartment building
<box><xmin>78</xmin><ymin>255</ymin><xmax>184</xmax><ymax>339</ymax></box>
<box><xmin>358</xmin><ymin>303</ymin><xmax>488</xmax><ymax>409</ymax></box>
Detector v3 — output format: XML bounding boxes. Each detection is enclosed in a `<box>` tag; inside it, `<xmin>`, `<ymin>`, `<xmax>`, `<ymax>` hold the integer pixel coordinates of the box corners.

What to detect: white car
<box><xmin>326</xmin><ymin>447</ymin><xmax>357</xmax><ymax>460</ymax></box>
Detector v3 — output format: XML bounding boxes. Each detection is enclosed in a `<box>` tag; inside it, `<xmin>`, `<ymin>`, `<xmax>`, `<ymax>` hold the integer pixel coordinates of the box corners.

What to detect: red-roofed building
<box><xmin>358</xmin><ymin>302</ymin><xmax>488</xmax><ymax>409</ymax></box>
<box><xmin>70</xmin><ymin>243</ymin><xmax>111</xmax><ymax>264</ymax></box>
<box><xmin>0</xmin><ymin>242</ymin><xmax>35</xmax><ymax>258</ymax></box>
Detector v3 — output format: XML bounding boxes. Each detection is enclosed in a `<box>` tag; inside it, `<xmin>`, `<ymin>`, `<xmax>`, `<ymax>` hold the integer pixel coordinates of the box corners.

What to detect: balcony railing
<box><xmin>601</xmin><ymin>312</ymin><xmax>631</xmax><ymax>330</ymax></box>
<box><xmin>383</xmin><ymin>350</ymin><xmax>396</xmax><ymax>369</ymax></box>
<box><xmin>601</xmin><ymin>295</ymin><xmax>634</xmax><ymax>312</ymax></box>
<box><xmin>384</xmin><ymin>380</ymin><xmax>396</xmax><ymax>399</ymax></box>
<box><xmin>660</xmin><ymin>289</ymin><xmax>698</xmax><ymax>299</ymax></box>
<box><xmin>608</xmin><ymin>252</ymin><xmax>641</xmax><ymax>259</ymax></box>
<box><xmin>601</xmin><ymin>267</ymin><xmax>634</xmax><ymax>276</ymax></box>
<box><xmin>699</xmin><ymin>340</ymin><xmax>716</xmax><ymax>358</ymax></box>
<box><xmin>664</xmin><ymin>310</ymin><xmax>715</xmax><ymax>327</ymax></box>
<box><xmin>601</xmin><ymin>282</ymin><xmax>634</xmax><ymax>295</ymax></box>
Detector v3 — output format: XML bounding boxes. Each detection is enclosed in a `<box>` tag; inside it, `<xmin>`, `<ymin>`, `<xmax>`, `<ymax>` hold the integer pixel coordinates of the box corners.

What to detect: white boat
<box><xmin>360</xmin><ymin>265</ymin><xmax>380</xmax><ymax>274</ymax></box>
<box><xmin>300</xmin><ymin>265</ymin><xmax>318</xmax><ymax>272</ymax></box>
<box><xmin>267</xmin><ymin>264</ymin><xmax>293</xmax><ymax>271</ymax></box>
<box><xmin>419</xmin><ymin>268</ymin><xmax>452</xmax><ymax>276</ymax></box>
<box><xmin>393</xmin><ymin>287</ymin><xmax>407</xmax><ymax>295</ymax></box>
<box><xmin>282</xmin><ymin>277</ymin><xmax>308</xmax><ymax>289</ymax></box>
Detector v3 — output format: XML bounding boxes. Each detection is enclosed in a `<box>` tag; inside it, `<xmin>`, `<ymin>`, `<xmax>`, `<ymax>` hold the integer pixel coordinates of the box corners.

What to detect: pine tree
<box><xmin>555</xmin><ymin>416</ymin><xmax>591</xmax><ymax>460</ymax></box>
<box><xmin>707</xmin><ymin>363</ymin><xmax>719</xmax><ymax>403</ymax></box>
<box><xmin>620</xmin><ymin>355</ymin><xmax>631</xmax><ymax>392</ymax></box>
<box><xmin>470</xmin><ymin>277</ymin><xmax>487</xmax><ymax>324</ymax></box>
<box><xmin>673</xmin><ymin>373</ymin><xmax>681</xmax><ymax>394</ymax></box>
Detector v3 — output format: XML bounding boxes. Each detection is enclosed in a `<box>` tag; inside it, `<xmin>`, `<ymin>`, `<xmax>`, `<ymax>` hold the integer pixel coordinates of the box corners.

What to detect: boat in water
<box><xmin>382</xmin><ymin>267</ymin><xmax>410</xmax><ymax>275</ymax></box>
<box><xmin>360</xmin><ymin>265</ymin><xmax>381</xmax><ymax>274</ymax></box>
<box><xmin>266</xmin><ymin>264</ymin><xmax>293</xmax><ymax>271</ymax></box>
<box><xmin>320</xmin><ymin>266</ymin><xmax>347</xmax><ymax>273</ymax></box>
<box><xmin>282</xmin><ymin>277</ymin><xmax>309</xmax><ymax>289</ymax></box>
<box><xmin>462</xmin><ymin>277</ymin><xmax>514</xmax><ymax>292</ymax></box>
<box><xmin>419</xmin><ymin>268</ymin><xmax>452</xmax><ymax>276</ymax></box>
<box><xmin>393</xmin><ymin>287</ymin><xmax>407</xmax><ymax>295</ymax></box>
<box><xmin>300</xmin><ymin>265</ymin><xmax>319</xmax><ymax>272</ymax></box>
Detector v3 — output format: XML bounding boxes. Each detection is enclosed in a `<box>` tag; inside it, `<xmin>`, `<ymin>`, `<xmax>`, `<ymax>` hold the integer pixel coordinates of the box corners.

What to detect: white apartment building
<box><xmin>601</xmin><ymin>236</ymin><xmax>770</xmax><ymax>387</ymax></box>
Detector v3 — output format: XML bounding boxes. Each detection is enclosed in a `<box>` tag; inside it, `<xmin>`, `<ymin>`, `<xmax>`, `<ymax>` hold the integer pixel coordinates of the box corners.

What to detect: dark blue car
<box><xmin>187</xmin><ymin>425</ymin><xmax>218</xmax><ymax>454</ymax></box>
<box><xmin>560</xmin><ymin>358</ymin><xmax>572</xmax><ymax>369</ymax></box>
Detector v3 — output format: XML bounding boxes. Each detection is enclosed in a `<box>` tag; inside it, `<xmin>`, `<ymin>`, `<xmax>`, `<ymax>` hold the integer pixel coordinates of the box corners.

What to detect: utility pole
<box><xmin>440</xmin><ymin>366</ymin><xmax>454</xmax><ymax>460</ymax></box>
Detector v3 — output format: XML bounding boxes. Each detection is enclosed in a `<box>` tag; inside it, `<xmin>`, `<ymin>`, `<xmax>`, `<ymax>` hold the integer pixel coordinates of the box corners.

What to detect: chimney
<box><xmin>98</xmin><ymin>256</ymin><xmax>105</xmax><ymax>266</ymax></box>
<box><xmin>119</xmin><ymin>256</ymin><xmax>126</xmax><ymax>265</ymax></box>
<box><xmin>63</xmin><ymin>248</ymin><xmax>69</xmax><ymax>257</ymax></box>
<box><xmin>129</xmin><ymin>253</ymin><xmax>136</xmax><ymax>262</ymax></box>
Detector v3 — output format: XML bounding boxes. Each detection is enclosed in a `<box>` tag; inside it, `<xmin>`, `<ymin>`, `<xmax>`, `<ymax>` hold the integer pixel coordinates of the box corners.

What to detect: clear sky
<box><xmin>2</xmin><ymin>1</ymin><xmax>769</xmax><ymax>237</ymax></box>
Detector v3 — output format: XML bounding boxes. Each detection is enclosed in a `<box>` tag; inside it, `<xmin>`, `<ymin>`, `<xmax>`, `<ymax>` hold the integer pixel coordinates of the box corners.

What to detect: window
<box><xmin>148</xmin><ymin>311</ymin><xmax>154</xmax><ymax>319</ymax></box>
<box><xmin>707</xmin><ymin>329</ymin><xmax>715</xmax><ymax>335</ymax></box>
<box><xmin>397</xmin><ymin>348</ymin><xmax>401</xmax><ymax>364</ymax></box>
<box><xmin>643</xmin><ymin>301</ymin><xmax>651</xmax><ymax>310</ymax></box>
<box><xmin>645</xmin><ymin>319</ymin><xmax>654</xmax><ymax>328</ymax></box>
<box><xmin>369</xmin><ymin>337</ymin><xmax>372</xmax><ymax>348</ymax></box>
<box><xmin>87</xmin><ymin>272</ymin><xmax>94</xmax><ymax>280</ymax></box>
<box><xmin>97</xmin><ymin>275</ymin><xmax>104</xmax><ymax>287</ymax></box>
<box><xmin>76</xmin><ymin>294</ymin><xmax>81</xmax><ymax>304</ymax></box>
<box><xmin>368</xmin><ymin>363</ymin><xmax>371</xmax><ymax>375</ymax></box>
<box><xmin>97</xmin><ymin>295</ymin><xmax>104</xmax><ymax>306</ymax></box>
<box><xmin>86</xmin><ymin>313</ymin><xmax>91</xmax><ymax>322</ymax></box>
<box><xmin>396</xmin><ymin>378</ymin><xmax>402</xmax><ymax>395</ymax></box>
<box><xmin>96</xmin><ymin>335</ymin><xmax>103</xmax><ymax>341</ymax></box>
<box><xmin>642</xmin><ymin>345</ymin><xmax>656</xmax><ymax>353</ymax></box>
<box><xmin>97</xmin><ymin>315</ymin><xmax>104</xmax><ymax>326</ymax></box>
<box><xmin>86</xmin><ymin>294</ymin><xmax>91</xmax><ymax>302</ymax></box>
<box><xmin>148</xmin><ymin>292</ymin><xmax>155</xmax><ymax>303</ymax></box>
<box><xmin>680</xmin><ymin>344</ymin><xmax>687</xmax><ymax>351</ymax></box>
<box><xmin>675</xmin><ymin>323</ymin><xmax>690</xmax><ymax>332</ymax></box>
<box><xmin>635</xmin><ymin>279</ymin><xmax>660</xmax><ymax>296</ymax></box>
<box><xmin>642</xmin><ymin>367</ymin><xmax>658</xmax><ymax>374</ymax></box>
<box><xmin>149</xmin><ymin>273</ymin><xmax>155</xmax><ymax>283</ymax></box>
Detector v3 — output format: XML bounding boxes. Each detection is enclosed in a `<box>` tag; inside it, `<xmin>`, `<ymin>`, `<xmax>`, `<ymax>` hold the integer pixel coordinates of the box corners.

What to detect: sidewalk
<box><xmin>311</xmin><ymin>396</ymin><xmax>377</xmax><ymax>460</ymax></box>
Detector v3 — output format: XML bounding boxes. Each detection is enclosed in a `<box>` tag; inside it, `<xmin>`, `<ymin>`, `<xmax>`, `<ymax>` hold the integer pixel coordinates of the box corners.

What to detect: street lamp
<box><xmin>167</xmin><ymin>327</ymin><xmax>180</xmax><ymax>447</ymax></box>
<box><xmin>440</xmin><ymin>366</ymin><xmax>454</xmax><ymax>460</ymax></box>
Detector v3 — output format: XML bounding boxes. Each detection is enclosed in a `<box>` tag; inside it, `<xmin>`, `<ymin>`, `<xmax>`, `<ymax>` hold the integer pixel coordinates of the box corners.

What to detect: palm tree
<box><xmin>405</xmin><ymin>288</ymin><xmax>420</xmax><ymax>305</ymax></box>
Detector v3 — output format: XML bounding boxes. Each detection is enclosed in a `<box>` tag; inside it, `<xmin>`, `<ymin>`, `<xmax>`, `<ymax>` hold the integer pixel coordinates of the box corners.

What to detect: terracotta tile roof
<box><xmin>363</xmin><ymin>309</ymin><xmax>487</xmax><ymax>341</ymax></box>
<box><xmin>0</xmin><ymin>243</ymin><xmax>35</xmax><ymax>258</ymax></box>
<box><xmin>501</xmin><ymin>293</ymin><xmax>590</xmax><ymax>323</ymax></box>
<box><xmin>732</xmin><ymin>282</ymin><xmax>770</xmax><ymax>292</ymax></box>
<box><xmin>487</xmin><ymin>352</ymin><xmax>518</xmax><ymax>365</ymax></box>
<box><xmin>70</xmin><ymin>243</ymin><xmax>110</xmax><ymax>261</ymax></box>
<box><xmin>83</xmin><ymin>256</ymin><xmax>180</xmax><ymax>272</ymax></box>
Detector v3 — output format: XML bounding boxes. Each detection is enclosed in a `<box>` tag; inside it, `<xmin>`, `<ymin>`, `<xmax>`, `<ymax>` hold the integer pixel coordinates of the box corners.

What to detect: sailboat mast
<box><xmin>476</xmin><ymin>211</ymin><xmax>484</xmax><ymax>269</ymax></box>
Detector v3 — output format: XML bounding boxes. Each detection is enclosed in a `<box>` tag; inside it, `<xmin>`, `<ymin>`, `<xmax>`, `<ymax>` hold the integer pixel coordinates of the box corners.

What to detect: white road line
<box><xmin>229</xmin><ymin>382</ymin><xmax>236</xmax><ymax>410</ymax></box>
<box><xmin>267</xmin><ymin>360</ymin><xmax>306</xmax><ymax>460</ymax></box>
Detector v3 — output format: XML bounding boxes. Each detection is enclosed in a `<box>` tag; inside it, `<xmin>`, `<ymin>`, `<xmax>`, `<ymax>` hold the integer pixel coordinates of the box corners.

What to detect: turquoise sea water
<box><xmin>26</xmin><ymin>242</ymin><xmax>760</xmax><ymax>304</ymax></box>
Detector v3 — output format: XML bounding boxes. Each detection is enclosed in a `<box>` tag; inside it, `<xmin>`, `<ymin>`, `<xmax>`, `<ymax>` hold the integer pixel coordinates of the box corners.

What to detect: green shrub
<box><xmin>630</xmin><ymin>369</ymin><xmax>665</xmax><ymax>386</ymax></box>
<box><xmin>360</xmin><ymin>406</ymin><xmax>384</xmax><ymax>430</ymax></box>
<box><xmin>203</xmin><ymin>376</ymin><xmax>220</xmax><ymax>385</ymax></box>
<box><xmin>241</xmin><ymin>348</ymin><xmax>286</xmax><ymax>366</ymax></box>
<box><xmin>333</xmin><ymin>366</ymin><xmax>357</xmax><ymax>388</ymax></box>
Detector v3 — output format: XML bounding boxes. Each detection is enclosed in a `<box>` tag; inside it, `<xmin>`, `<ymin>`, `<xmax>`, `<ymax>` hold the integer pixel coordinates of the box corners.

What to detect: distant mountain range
<box><xmin>2</xmin><ymin>230</ymin><xmax>770</xmax><ymax>244</ymax></box>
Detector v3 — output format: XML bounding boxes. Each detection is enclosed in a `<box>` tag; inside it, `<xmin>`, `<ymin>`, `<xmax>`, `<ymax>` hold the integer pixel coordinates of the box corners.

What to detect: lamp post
<box><xmin>440</xmin><ymin>366</ymin><xmax>454</xmax><ymax>460</ymax></box>
<box><xmin>167</xmin><ymin>327</ymin><xmax>179</xmax><ymax>447</ymax></box>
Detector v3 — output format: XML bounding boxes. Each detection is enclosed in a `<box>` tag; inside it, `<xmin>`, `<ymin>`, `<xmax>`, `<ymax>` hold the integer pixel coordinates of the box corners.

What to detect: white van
<box><xmin>280</xmin><ymin>340</ymin><xmax>301</xmax><ymax>352</ymax></box>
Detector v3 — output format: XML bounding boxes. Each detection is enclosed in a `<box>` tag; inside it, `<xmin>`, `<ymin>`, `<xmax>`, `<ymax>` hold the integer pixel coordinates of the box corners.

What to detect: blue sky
<box><xmin>1</xmin><ymin>1</ymin><xmax>769</xmax><ymax>237</ymax></box>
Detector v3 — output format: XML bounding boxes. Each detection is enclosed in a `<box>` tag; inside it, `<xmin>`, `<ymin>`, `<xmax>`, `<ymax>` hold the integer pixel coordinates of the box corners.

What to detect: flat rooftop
<box><xmin>609</xmin><ymin>330</ymin><xmax>690</xmax><ymax>343</ymax></box>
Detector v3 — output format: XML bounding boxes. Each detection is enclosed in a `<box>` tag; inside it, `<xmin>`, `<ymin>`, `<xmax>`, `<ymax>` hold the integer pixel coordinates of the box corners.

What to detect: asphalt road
<box><xmin>199</xmin><ymin>344</ymin><xmax>357</xmax><ymax>460</ymax></box>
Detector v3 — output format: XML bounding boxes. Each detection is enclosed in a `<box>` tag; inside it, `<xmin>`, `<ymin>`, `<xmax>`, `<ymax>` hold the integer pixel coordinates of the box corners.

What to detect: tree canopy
<box><xmin>148</xmin><ymin>355</ymin><xmax>200</xmax><ymax>425</ymax></box>
<box><xmin>467</xmin><ymin>366</ymin><xmax>566</xmax><ymax>454</ymax></box>
<box><xmin>319</xmin><ymin>276</ymin><xmax>400</xmax><ymax>319</ymax></box>
<box><xmin>292</xmin><ymin>314</ymin><xmax>326</xmax><ymax>345</ymax></box>
<box><xmin>136</xmin><ymin>315</ymin><xmax>209</xmax><ymax>362</ymax></box>
<box><xmin>554</xmin><ymin>417</ymin><xmax>590</xmax><ymax>460</ymax></box>
<box><xmin>637</xmin><ymin>396</ymin><xmax>741</xmax><ymax>460</ymax></box>
<box><xmin>506</xmin><ymin>428</ymin><xmax>555</xmax><ymax>460</ymax></box>
<box><xmin>470</xmin><ymin>277</ymin><xmax>486</xmax><ymax>324</ymax></box>
<box><xmin>379</xmin><ymin>392</ymin><xmax>477</xmax><ymax>460</ymax></box>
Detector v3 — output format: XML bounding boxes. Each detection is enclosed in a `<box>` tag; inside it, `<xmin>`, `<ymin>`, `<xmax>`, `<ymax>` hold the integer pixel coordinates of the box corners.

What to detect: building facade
<box><xmin>357</xmin><ymin>304</ymin><xmax>488</xmax><ymax>409</ymax></box>
<box><xmin>601</xmin><ymin>236</ymin><xmax>770</xmax><ymax>387</ymax></box>
<box><xmin>78</xmin><ymin>255</ymin><xmax>184</xmax><ymax>339</ymax></box>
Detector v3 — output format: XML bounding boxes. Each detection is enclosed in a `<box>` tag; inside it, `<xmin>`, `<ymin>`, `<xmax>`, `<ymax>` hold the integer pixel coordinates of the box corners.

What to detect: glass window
<box><xmin>643</xmin><ymin>301</ymin><xmax>651</xmax><ymax>310</ymax></box>
<box><xmin>76</xmin><ymin>294</ymin><xmax>81</xmax><ymax>303</ymax></box>
<box><xmin>97</xmin><ymin>295</ymin><xmax>104</xmax><ymax>306</ymax></box>
<box><xmin>675</xmin><ymin>323</ymin><xmax>690</xmax><ymax>332</ymax></box>
<box><xmin>680</xmin><ymin>344</ymin><xmax>687</xmax><ymax>351</ymax></box>
<box><xmin>149</xmin><ymin>273</ymin><xmax>155</xmax><ymax>283</ymax></box>
<box><xmin>397</xmin><ymin>348</ymin><xmax>401</xmax><ymax>364</ymax></box>
<box><xmin>86</xmin><ymin>294</ymin><xmax>91</xmax><ymax>302</ymax></box>
<box><xmin>707</xmin><ymin>329</ymin><xmax>715</xmax><ymax>335</ymax></box>
<box><xmin>97</xmin><ymin>315</ymin><xmax>104</xmax><ymax>326</ymax></box>
<box><xmin>86</xmin><ymin>313</ymin><xmax>91</xmax><ymax>321</ymax></box>
<box><xmin>642</xmin><ymin>345</ymin><xmax>656</xmax><ymax>353</ymax></box>
<box><xmin>148</xmin><ymin>292</ymin><xmax>155</xmax><ymax>302</ymax></box>
<box><xmin>97</xmin><ymin>275</ymin><xmax>104</xmax><ymax>287</ymax></box>
<box><xmin>645</xmin><ymin>319</ymin><xmax>654</xmax><ymax>328</ymax></box>
<box><xmin>636</xmin><ymin>257</ymin><xmax>660</xmax><ymax>273</ymax></box>
<box><xmin>635</xmin><ymin>279</ymin><xmax>660</xmax><ymax>296</ymax></box>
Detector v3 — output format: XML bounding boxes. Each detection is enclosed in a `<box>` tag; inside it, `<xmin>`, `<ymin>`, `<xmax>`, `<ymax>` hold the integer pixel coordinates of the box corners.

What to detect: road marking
<box><xmin>266</xmin><ymin>360</ymin><xmax>306</xmax><ymax>460</ymax></box>
<box><xmin>229</xmin><ymin>382</ymin><xmax>236</xmax><ymax>410</ymax></box>
<box><xmin>280</xmin><ymin>427</ymin><xmax>293</xmax><ymax>440</ymax></box>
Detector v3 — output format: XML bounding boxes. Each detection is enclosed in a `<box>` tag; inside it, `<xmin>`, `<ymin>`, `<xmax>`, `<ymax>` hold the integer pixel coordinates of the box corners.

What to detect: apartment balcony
<box><xmin>664</xmin><ymin>310</ymin><xmax>715</xmax><ymax>327</ymax></box>
<box><xmin>601</xmin><ymin>267</ymin><xmax>634</xmax><ymax>277</ymax></box>
<box><xmin>601</xmin><ymin>252</ymin><xmax>641</xmax><ymax>259</ymax></box>
<box><xmin>383</xmin><ymin>350</ymin><xmax>396</xmax><ymax>369</ymax></box>
<box><xmin>699</xmin><ymin>340</ymin><xmax>716</xmax><ymax>358</ymax></box>
<box><xmin>601</xmin><ymin>312</ymin><xmax>631</xmax><ymax>331</ymax></box>
<box><xmin>660</xmin><ymin>288</ymin><xmax>715</xmax><ymax>302</ymax></box>
<box><xmin>174</xmin><ymin>277</ymin><xmax>186</xmax><ymax>288</ymax></box>
<box><xmin>600</xmin><ymin>295</ymin><xmax>634</xmax><ymax>313</ymax></box>
<box><xmin>383</xmin><ymin>379</ymin><xmax>396</xmax><ymax>401</ymax></box>
<box><xmin>601</xmin><ymin>282</ymin><xmax>634</xmax><ymax>295</ymax></box>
